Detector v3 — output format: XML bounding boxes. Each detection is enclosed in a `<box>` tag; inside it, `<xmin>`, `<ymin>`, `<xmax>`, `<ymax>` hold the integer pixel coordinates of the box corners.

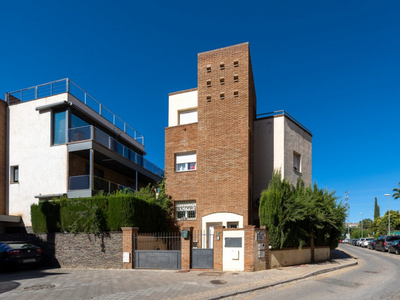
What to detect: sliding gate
<box><xmin>191</xmin><ymin>231</ymin><xmax>214</xmax><ymax>269</ymax></box>
<box><xmin>134</xmin><ymin>232</ymin><xmax>181</xmax><ymax>270</ymax></box>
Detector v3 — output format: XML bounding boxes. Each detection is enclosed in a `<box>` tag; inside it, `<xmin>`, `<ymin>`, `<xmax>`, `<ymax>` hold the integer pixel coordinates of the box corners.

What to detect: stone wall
<box><xmin>0</xmin><ymin>232</ymin><xmax>123</xmax><ymax>269</ymax></box>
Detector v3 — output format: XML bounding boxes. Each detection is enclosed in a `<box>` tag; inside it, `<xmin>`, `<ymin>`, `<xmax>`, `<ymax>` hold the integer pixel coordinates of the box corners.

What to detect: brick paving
<box><xmin>0</xmin><ymin>253</ymin><xmax>356</xmax><ymax>300</ymax></box>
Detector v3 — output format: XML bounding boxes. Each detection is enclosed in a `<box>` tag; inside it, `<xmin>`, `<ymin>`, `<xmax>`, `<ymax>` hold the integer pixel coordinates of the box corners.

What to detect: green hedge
<box><xmin>31</xmin><ymin>193</ymin><xmax>169</xmax><ymax>233</ymax></box>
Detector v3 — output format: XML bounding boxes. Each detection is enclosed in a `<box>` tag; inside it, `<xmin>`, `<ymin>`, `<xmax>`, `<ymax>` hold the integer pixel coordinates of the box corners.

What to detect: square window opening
<box><xmin>207</xmin><ymin>65</ymin><xmax>211</xmax><ymax>73</ymax></box>
<box><xmin>234</xmin><ymin>91</ymin><xmax>239</xmax><ymax>97</ymax></box>
<box><xmin>176</xmin><ymin>152</ymin><xmax>197</xmax><ymax>172</ymax></box>
<box><xmin>207</xmin><ymin>96</ymin><xmax>211</xmax><ymax>102</ymax></box>
<box><xmin>220</xmin><ymin>93</ymin><xmax>225</xmax><ymax>100</ymax></box>
<box><xmin>206</xmin><ymin>80</ymin><xmax>211</xmax><ymax>87</ymax></box>
<box><xmin>220</xmin><ymin>78</ymin><xmax>225</xmax><ymax>85</ymax></box>
<box><xmin>220</xmin><ymin>63</ymin><xmax>225</xmax><ymax>70</ymax></box>
<box><xmin>234</xmin><ymin>75</ymin><xmax>239</xmax><ymax>82</ymax></box>
<box><xmin>234</xmin><ymin>61</ymin><xmax>239</xmax><ymax>67</ymax></box>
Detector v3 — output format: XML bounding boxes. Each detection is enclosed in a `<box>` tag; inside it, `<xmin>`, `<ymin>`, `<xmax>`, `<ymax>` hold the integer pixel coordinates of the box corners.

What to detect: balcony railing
<box><xmin>69</xmin><ymin>175</ymin><xmax>135</xmax><ymax>194</ymax></box>
<box><xmin>6</xmin><ymin>78</ymin><xmax>144</xmax><ymax>145</ymax></box>
<box><xmin>68</xmin><ymin>125</ymin><xmax>164</xmax><ymax>178</ymax></box>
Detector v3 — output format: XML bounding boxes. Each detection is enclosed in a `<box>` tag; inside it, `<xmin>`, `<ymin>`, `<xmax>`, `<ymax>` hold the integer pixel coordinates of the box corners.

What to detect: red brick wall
<box><xmin>0</xmin><ymin>99</ymin><xmax>6</xmax><ymax>215</ymax></box>
<box><xmin>165</xmin><ymin>43</ymin><xmax>258</xmax><ymax>232</ymax></box>
<box><xmin>197</xmin><ymin>43</ymin><xmax>255</xmax><ymax>226</ymax></box>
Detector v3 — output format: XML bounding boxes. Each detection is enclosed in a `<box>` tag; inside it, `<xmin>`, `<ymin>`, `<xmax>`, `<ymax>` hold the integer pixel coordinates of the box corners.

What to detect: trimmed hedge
<box><xmin>31</xmin><ymin>193</ymin><xmax>169</xmax><ymax>233</ymax></box>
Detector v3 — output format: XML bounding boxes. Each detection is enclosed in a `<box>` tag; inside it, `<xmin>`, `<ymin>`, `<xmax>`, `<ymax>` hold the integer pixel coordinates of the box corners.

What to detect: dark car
<box><xmin>388</xmin><ymin>240</ymin><xmax>400</xmax><ymax>255</ymax></box>
<box><xmin>375</xmin><ymin>235</ymin><xmax>400</xmax><ymax>252</ymax></box>
<box><xmin>367</xmin><ymin>239</ymin><xmax>377</xmax><ymax>250</ymax></box>
<box><xmin>0</xmin><ymin>241</ymin><xmax>43</xmax><ymax>270</ymax></box>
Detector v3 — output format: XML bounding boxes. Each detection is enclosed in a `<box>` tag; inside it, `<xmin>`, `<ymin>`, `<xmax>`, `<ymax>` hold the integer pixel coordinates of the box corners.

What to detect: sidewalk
<box><xmin>0</xmin><ymin>248</ymin><xmax>357</xmax><ymax>300</ymax></box>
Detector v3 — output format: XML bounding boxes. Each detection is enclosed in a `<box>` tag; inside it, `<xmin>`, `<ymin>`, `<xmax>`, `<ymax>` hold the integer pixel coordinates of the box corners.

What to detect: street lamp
<box><xmin>360</xmin><ymin>212</ymin><xmax>363</xmax><ymax>238</ymax></box>
<box><xmin>384</xmin><ymin>194</ymin><xmax>391</xmax><ymax>235</ymax></box>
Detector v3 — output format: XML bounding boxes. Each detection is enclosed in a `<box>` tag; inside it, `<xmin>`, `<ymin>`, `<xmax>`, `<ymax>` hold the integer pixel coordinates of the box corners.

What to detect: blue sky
<box><xmin>1</xmin><ymin>1</ymin><xmax>399</xmax><ymax>223</ymax></box>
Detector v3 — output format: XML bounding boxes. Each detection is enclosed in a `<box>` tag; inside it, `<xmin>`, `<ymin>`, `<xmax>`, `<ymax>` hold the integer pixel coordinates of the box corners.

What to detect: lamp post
<box><xmin>384</xmin><ymin>194</ymin><xmax>391</xmax><ymax>235</ymax></box>
<box><xmin>360</xmin><ymin>212</ymin><xmax>363</xmax><ymax>238</ymax></box>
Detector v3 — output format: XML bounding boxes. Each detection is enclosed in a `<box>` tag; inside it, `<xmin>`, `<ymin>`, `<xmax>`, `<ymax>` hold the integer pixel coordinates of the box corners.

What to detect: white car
<box><xmin>361</xmin><ymin>237</ymin><xmax>374</xmax><ymax>248</ymax></box>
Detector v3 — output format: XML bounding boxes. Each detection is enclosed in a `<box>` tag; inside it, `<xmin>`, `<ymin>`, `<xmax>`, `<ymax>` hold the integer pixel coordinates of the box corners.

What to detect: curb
<box><xmin>208</xmin><ymin>259</ymin><xmax>358</xmax><ymax>300</ymax></box>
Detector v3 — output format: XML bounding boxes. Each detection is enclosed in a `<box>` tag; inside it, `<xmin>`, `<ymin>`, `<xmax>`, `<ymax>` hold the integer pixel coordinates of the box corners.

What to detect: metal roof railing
<box><xmin>6</xmin><ymin>78</ymin><xmax>145</xmax><ymax>145</ymax></box>
<box><xmin>257</xmin><ymin>110</ymin><xmax>312</xmax><ymax>136</ymax></box>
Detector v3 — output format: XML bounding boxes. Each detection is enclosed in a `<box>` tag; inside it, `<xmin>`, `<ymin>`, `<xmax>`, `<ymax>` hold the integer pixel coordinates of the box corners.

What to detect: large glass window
<box><xmin>53</xmin><ymin>110</ymin><xmax>67</xmax><ymax>145</ymax></box>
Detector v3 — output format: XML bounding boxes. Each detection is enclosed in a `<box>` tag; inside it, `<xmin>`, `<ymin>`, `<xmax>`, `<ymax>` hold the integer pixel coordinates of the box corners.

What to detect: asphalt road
<box><xmin>227</xmin><ymin>244</ymin><xmax>400</xmax><ymax>300</ymax></box>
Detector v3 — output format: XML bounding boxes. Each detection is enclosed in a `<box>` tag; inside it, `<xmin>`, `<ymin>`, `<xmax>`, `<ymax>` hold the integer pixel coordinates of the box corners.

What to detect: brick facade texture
<box><xmin>0</xmin><ymin>232</ymin><xmax>123</xmax><ymax>269</ymax></box>
<box><xmin>0</xmin><ymin>99</ymin><xmax>6</xmax><ymax>215</ymax></box>
<box><xmin>165</xmin><ymin>43</ymin><xmax>257</xmax><ymax>232</ymax></box>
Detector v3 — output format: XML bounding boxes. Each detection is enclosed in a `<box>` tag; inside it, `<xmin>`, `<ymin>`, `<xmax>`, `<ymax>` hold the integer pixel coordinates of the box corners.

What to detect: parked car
<box><xmin>361</xmin><ymin>237</ymin><xmax>374</xmax><ymax>248</ymax></box>
<box><xmin>388</xmin><ymin>240</ymin><xmax>400</xmax><ymax>255</ymax></box>
<box><xmin>0</xmin><ymin>241</ymin><xmax>43</xmax><ymax>270</ymax></box>
<box><xmin>367</xmin><ymin>239</ymin><xmax>377</xmax><ymax>250</ymax></box>
<box><xmin>375</xmin><ymin>235</ymin><xmax>400</xmax><ymax>252</ymax></box>
<box><xmin>352</xmin><ymin>239</ymin><xmax>359</xmax><ymax>246</ymax></box>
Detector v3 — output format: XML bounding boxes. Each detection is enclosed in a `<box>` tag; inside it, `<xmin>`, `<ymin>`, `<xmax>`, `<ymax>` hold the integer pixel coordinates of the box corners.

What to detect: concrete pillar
<box><xmin>122</xmin><ymin>227</ymin><xmax>139</xmax><ymax>269</ymax></box>
<box><xmin>213</xmin><ymin>225</ymin><xmax>224</xmax><ymax>271</ymax></box>
<box><xmin>181</xmin><ymin>227</ymin><xmax>193</xmax><ymax>270</ymax></box>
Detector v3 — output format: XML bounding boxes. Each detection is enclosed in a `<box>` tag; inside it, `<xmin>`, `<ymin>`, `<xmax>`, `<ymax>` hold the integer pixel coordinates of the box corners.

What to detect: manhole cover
<box><xmin>24</xmin><ymin>284</ymin><xmax>56</xmax><ymax>291</ymax></box>
<box><xmin>210</xmin><ymin>280</ymin><xmax>227</xmax><ymax>284</ymax></box>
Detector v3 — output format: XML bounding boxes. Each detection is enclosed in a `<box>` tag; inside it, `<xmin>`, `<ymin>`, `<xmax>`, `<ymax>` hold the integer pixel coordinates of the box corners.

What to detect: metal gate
<box><xmin>191</xmin><ymin>231</ymin><xmax>214</xmax><ymax>269</ymax></box>
<box><xmin>134</xmin><ymin>232</ymin><xmax>181</xmax><ymax>270</ymax></box>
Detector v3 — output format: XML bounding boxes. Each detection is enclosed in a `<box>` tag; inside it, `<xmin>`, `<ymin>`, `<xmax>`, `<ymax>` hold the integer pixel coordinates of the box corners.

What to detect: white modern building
<box><xmin>1</xmin><ymin>79</ymin><xmax>163</xmax><ymax>232</ymax></box>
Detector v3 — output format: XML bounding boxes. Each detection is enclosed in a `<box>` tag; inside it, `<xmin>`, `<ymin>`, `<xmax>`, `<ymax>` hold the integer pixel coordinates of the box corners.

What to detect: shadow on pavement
<box><xmin>331</xmin><ymin>248</ymin><xmax>352</xmax><ymax>259</ymax></box>
<box><xmin>0</xmin><ymin>281</ymin><xmax>20</xmax><ymax>294</ymax></box>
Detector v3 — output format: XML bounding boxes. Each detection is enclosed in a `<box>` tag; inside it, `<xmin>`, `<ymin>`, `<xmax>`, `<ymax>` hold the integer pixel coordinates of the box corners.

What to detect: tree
<box><xmin>259</xmin><ymin>171</ymin><xmax>346</xmax><ymax>250</ymax></box>
<box><xmin>374</xmin><ymin>197</ymin><xmax>380</xmax><ymax>220</ymax></box>
<box><xmin>393</xmin><ymin>182</ymin><xmax>400</xmax><ymax>200</ymax></box>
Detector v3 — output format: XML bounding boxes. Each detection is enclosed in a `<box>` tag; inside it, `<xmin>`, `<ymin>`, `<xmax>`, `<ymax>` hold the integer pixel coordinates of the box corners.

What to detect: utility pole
<box><xmin>345</xmin><ymin>192</ymin><xmax>350</xmax><ymax>238</ymax></box>
<box><xmin>360</xmin><ymin>212</ymin><xmax>363</xmax><ymax>238</ymax></box>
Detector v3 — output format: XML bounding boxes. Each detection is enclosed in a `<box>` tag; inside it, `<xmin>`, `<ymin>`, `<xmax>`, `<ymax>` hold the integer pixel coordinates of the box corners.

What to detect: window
<box><xmin>207</xmin><ymin>96</ymin><xmax>212</xmax><ymax>102</ymax></box>
<box><xmin>206</xmin><ymin>80</ymin><xmax>211</xmax><ymax>87</ymax></box>
<box><xmin>234</xmin><ymin>75</ymin><xmax>239</xmax><ymax>82</ymax></box>
<box><xmin>175</xmin><ymin>200</ymin><xmax>196</xmax><ymax>220</ymax></box>
<box><xmin>11</xmin><ymin>166</ymin><xmax>19</xmax><ymax>183</ymax></box>
<box><xmin>220</xmin><ymin>78</ymin><xmax>225</xmax><ymax>85</ymax></box>
<box><xmin>179</xmin><ymin>109</ymin><xmax>198</xmax><ymax>125</ymax></box>
<box><xmin>176</xmin><ymin>152</ymin><xmax>197</xmax><ymax>172</ymax></box>
<box><xmin>220</xmin><ymin>93</ymin><xmax>225</xmax><ymax>100</ymax></box>
<box><xmin>234</xmin><ymin>61</ymin><xmax>239</xmax><ymax>67</ymax></box>
<box><xmin>234</xmin><ymin>91</ymin><xmax>239</xmax><ymax>98</ymax></box>
<box><xmin>207</xmin><ymin>65</ymin><xmax>211</xmax><ymax>73</ymax></box>
<box><xmin>220</xmin><ymin>63</ymin><xmax>225</xmax><ymax>70</ymax></box>
<box><xmin>53</xmin><ymin>110</ymin><xmax>67</xmax><ymax>145</ymax></box>
<box><xmin>227</xmin><ymin>222</ymin><xmax>238</xmax><ymax>228</ymax></box>
<box><xmin>293</xmin><ymin>152</ymin><xmax>301</xmax><ymax>172</ymax></box>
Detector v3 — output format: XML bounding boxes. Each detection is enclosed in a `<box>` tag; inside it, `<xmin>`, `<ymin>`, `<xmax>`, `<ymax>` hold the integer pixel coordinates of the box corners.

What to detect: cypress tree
<box><xmin>374</xmin><ymin>197</ymin><xmax>380</xmax><ymax>220</ymax></box>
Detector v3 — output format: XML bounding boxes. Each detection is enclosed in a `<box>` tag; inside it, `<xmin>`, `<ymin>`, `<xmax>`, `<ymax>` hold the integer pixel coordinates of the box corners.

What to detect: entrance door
<box><xmin>207</xmin><ymin>222</ymin><xmax>222</xmax><ymax>249</ymax></box>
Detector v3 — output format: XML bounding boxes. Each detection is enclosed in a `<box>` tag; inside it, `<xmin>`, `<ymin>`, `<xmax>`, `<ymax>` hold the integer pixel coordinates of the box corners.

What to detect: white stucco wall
<box><xmin>8</xmin><ymin>94</ymin><xmax>69</xmax><ymax>226</ymax></box>
<box><xmin>168</xmin><ymin>90</ymin><xmax>198</xmax><ymax>127</ymax></box>
<box><xmin>223</xmin><ymin>230</ymin><xmax>245</xmax><ymax>271</ymax></box>
<box><xmin>202</xmin><ymin>212</ymin><xmax>244</xmax><ymax>233</ymax></box>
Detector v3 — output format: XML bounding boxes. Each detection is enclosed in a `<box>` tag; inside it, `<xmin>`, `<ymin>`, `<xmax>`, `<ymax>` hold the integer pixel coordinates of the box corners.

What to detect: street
<box><xmin>228</xmin><ymin>244</ymin><xmax>400</xmax><ymax>300</ymax></box>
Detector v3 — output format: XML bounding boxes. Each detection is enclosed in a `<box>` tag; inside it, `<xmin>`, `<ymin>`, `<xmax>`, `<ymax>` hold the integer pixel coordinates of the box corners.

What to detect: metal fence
<box><xmin>135</xmin><ymin>232</ymin><xmax>181</xmax><ymax>251</ymax></box>
<box><xmin>192</xmin><ymin>230</ymin><xmax>214</xmax><ymax>249</ymax></box>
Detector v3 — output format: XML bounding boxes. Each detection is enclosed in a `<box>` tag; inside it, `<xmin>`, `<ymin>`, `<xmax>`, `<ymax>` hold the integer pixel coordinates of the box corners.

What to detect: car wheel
<box><xmin>396</xmin><ymin>249</ymin><xmax>399</xmax><ymax>255</ymax></box>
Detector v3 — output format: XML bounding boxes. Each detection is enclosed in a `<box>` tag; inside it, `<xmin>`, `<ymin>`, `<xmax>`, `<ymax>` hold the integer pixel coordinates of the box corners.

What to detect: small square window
<box><xmin>220</xmin><ymin>78</ymin><xmax>225</xmax><ymax>85</ymax></box>
<box><xmin>234</xmin><ymin>91</ymin><xmax>239</xmax><ymax>97</ymax></box>
<box><xmin>207</xmin><ymin>80</ymin><xmax>211</xmax><ymax>87</ymax></box>
<box><xmin>220</xmin><ymin>93</ymin><xmax>225</xmax><ymax>100</ymax></box>
<box><xmin>207</xmin><ymin>96</ymin><xmax>211</xmax><ymax>102</ymax></box>
<box><xmin>207</xmin><ymin>65</ymin><xmax>211</xmax><ymax>73</ymax></box>
<box><xmin>234</xmin><ymin>61</ymin><xmax>239</xmax><ymax>67</ymax></box>
<box><xmin>175</xmin><ymin>200</ymin><xmax>196</xmax><ymax>220</ymax></box>
<box><xmin>220</xmin><ymin>63</ymin><xmax>225</xmax><ymax>70</ymax></box>
<box><xmin>234</xmin><ymin>75</ymin><xmax>239</xmax><ymax>82</ymax></box>
<box><xmin>11</xmin><ymin>165</ymin><xmax>19</xmax><ymax>183</ymax></box>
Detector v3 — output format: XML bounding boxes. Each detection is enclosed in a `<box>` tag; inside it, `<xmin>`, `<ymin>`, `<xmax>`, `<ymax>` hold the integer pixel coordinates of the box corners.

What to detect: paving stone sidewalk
<box><xmin>0</xmin><ymin>248</ymin><xmax>357</xmax><ymax>300</ymax></box>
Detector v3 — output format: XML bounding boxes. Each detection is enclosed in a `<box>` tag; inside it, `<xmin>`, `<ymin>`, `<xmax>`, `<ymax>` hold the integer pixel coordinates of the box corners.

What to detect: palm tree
<box><xmin>393</xmin><ymin>182</ymin><xmax>400</xmax><ymax>200</ymax></box>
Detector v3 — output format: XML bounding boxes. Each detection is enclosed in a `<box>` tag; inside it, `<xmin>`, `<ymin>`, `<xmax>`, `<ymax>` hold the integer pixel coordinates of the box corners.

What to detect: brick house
<box><xmin>165</xmin><ymin>43</ymin><xmax>312</xmax><ymax>238</ymax></box>
<box><xmin>0</xmin><ymin>79</ymin><xmax>163</xmax><ymax>233</ymax></box>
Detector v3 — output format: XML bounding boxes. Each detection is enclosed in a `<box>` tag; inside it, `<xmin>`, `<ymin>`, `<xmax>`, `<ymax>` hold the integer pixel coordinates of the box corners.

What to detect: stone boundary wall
<box><xmin>0</xmin><ymin>232</ymin><xmax>123</xmax><ymax>269</ymax></box>
<box><xmin>269</xmin><ymin>246</ymin><xmax>330</xmax><ymax>268</ymax></box>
